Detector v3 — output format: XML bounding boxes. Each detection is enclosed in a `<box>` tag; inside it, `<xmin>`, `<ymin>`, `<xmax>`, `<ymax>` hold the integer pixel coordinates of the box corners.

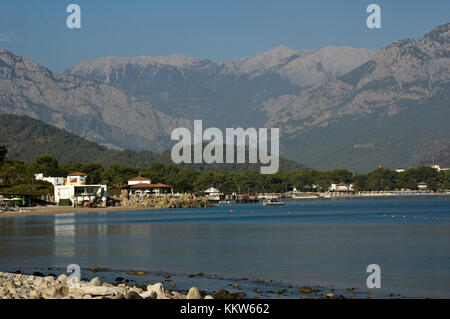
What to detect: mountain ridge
<box><xmin>0</xmin><ymin>49</ymin><xmax>190</xmax><ymax>151</ymax></box>
<box><xmin>1</xmin><ymin>23</ymin><xmax>449</xmax><ymax>172</ymax></box>
<box><xmin>265</xmin><ymin>23</ymin><xmax>450</xmax><ymax>171</ymax></box>
<box><xmin>67</xmin><ymin>45</ymin><xmax>376</xmax><ymax>129</ymax></box>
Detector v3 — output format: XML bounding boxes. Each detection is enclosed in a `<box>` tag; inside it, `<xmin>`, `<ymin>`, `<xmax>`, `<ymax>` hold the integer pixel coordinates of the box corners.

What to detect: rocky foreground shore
<box><xmin>0</xmin><ymin>271</ymin><xmax>215</xmax><ymax>299</ymax></box>
<box><xmin>112</xmin><ymin>192</ymin><xmax>215</xmax><ymax>209</ymax></box>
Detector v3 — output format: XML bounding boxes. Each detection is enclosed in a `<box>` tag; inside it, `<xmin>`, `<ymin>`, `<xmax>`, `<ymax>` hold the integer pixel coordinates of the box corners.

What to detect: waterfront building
<box><xmin>127</xmin><ymin>176</ymin><xmax>152</xmax><ymax>185</ymax></box>
<box><xmin>417</xmin><ymin>182</ymin><xmax>428</xmax><ymax>190</ymax></box>
<box><xmin>34</xmin><ymin>173</ymin><xmax>64</xmax><ymax>186</ymax></box>
<box><xmin>116</xmin><ymin>177</ymin><xmax>173</xmax><ymax>195</ymax></box>
<box><xmin>204</xmin><ymin>187</ymin><xmax>223</xmax><ymax>201</ymax></box>
<box><xmin>53</xmin><ymin>172</ymin><xmax>107</xmax><ymax>207</ymax></box>
<box><xmin>330</xmin><ymin>183</ymin><xmax>354</xmax><ymax>192</ymax></box>
<box><xmin>66</xmin><ymin>172</ymin><xmax>87</xmax><ymax>185</ymax></box>
<box><xmin>430</xmin><ymin>165</ymin><xmax>449</xmax><ymax>172</ymax></box>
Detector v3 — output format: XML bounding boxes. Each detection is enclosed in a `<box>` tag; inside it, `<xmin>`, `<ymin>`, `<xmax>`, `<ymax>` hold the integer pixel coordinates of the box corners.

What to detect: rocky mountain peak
<box><xmin>424</xmin><ymin>23</ymin><xmax>450</xmax><ymax>43</ymax></box>
<box><xmin>261</xmin><ymin>45</ymin><xmax>297</xmax><ymax>58</ymax></box>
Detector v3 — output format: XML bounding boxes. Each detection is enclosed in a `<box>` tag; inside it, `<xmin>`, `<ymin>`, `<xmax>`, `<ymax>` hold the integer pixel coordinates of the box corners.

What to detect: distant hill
<box><xmin>0</xmin><ymin>114</ymin><xmax>164</xmax><ymax>166</ymax></box>
<box><xmin>0</xmin><ymin>114</ymin><xmax>306</xmax><ymax>172</ymax></box>
<box><xmin>420</xmin><ymin>143</ymin><xmax>450</xmax><ymax>167</ymax></box>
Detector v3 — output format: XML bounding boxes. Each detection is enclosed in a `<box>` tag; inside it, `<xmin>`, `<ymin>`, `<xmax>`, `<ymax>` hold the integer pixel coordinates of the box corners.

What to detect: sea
<box><xmin>0</xmin><ymin>196</ymin><xmax>449</xmax><ymax>298</ymax></box>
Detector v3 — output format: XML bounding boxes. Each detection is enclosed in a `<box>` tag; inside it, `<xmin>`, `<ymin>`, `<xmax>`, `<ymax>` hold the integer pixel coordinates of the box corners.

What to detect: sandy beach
<box><xmin>0</xmin><ymin>206</ymin><xmax>152</xmax><ymax>218</ymax></box>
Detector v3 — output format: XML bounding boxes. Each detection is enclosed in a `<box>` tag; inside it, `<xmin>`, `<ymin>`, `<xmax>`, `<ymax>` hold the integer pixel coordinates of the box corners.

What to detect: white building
<box><xmin>127</xmin><ymin>176</ymin><xmax>151</xmax><ymax>185</ymax></box>
<box><xmin>118</xmin><ymin>177</ymin><xmax>173</xmax><ymax>195</ymax></box>
<box><xmin>54</xmin><ymin>172</ymin><xmax>107</xmax><ymax>207</ymax></box>
<box><xmin>417</xmin><ymin>182</ymin><xmax>428</xmax><ymax>190</ymax></box>
<box><xmin>430</xmin><ymin>165</ymin><xmax>449</xmax><ymax>172</ymax></box>
<box><xmin>204</xmin><ymin>187</ymin><xmax>222</xmax><ymax>200</ymax></box>
<box><xmin>204</xmin><ymin>187</ymin><xmax>221</xmax><ymax>196</ymax></box>
<box><xmin>330</xmin><ymin>183</ymin><xmax>354</xmax><ymax>192</ymax></box>
<box><xmin>66</xmin><ymin>172</ymin><xmax>87</xmax><ymax>185</ymax></box>
<box><xmin>35</xmin><ymin>173</ymin><xmax>64</xmax><ymax>186</ymax></box>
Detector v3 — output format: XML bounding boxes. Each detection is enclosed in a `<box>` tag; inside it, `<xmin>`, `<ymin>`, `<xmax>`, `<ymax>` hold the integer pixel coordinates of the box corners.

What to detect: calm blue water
<box><xmin>0</xmin><ymin>196</ymin><xmax>449</xmax><ymax>298</ymax></box>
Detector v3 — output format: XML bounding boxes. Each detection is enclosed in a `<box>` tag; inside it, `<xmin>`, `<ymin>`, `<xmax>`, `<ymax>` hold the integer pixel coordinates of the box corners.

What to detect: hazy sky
<box><xmin>0</xmin><ymin>0</ymin><xmax>449</xmax><ymax>71</ymax></box>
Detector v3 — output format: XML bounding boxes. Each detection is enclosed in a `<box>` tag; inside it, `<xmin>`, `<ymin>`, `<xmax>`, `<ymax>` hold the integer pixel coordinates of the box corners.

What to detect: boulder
<box><xmin>70</xmin><ymin>285</ymin><xmax>125</xmax><ymax>297</ymax></box>
<box><xmin>213</xmin><ymin>289</ymin><xmax>245</xmax><ymax>299</ymax></box>
<box><xmin>44</xmin><ymin>276</ymin><xmax>55</xmax><ymax>283</ymax></box>
<box><xmin>89</xmin><ymin>277</ymin><xmax>102</xmax><ymax>287</ymax></box>
<box><xmin>42</xmin><ymin>285</ymin><xmax>69</xmax><ymax>299</ymax></box>
<box><xmin>57</xmin><ymin>274</ymin><xmax>68</xmax><ymax>284</ymax></box>
<box><xmin>5</xmin><ymin>281</ymin><xmax>14</xmax><ymax>289</ymax></box>
<box><xmin>171</xmin><ymin>291</ymin><xmax>186</xmax><ymax>299</ymax></box>
<box><xmin>29</xmin><ymin>290</ymin><xmax>40</xmax><ymax>299</ymax></box>
<box><xmin>299</xmin><ymin>286</ymin><xmax>313</xmax><ymax>294</ymax></box>
<box><xmin>126</xmin><ymin>291</ymin><xmax>142</xmax><ymax>299</ymax></box>
<box><xmin>32</xmin><ymin>272</ymin><xmax>44</xmax><ymax>277</ymax></box>
<box><xmin>147</xmin><ymin>283</ymin><xmax>165</xmax><ymax>297</ymax></box>
<box><xmin>186</xmin><ymin>287</ymin><xmax>202</xmax><ymax>299</ymax></box>
<box><xmin>140</xmin><ymin>290</ymin><xmax>157</xmax><ymax>299</ymax></box>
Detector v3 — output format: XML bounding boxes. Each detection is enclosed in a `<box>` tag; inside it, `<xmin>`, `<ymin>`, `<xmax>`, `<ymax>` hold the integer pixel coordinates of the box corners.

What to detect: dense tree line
<box><xmin>0</xmin><ymin>145</ymin><xmax>449</xmax><ymax>196</ymax></box>
<box><xmin>0</xmin><ymin>114</ymin><xmax>306</xmax><ymax>172</ymax></box>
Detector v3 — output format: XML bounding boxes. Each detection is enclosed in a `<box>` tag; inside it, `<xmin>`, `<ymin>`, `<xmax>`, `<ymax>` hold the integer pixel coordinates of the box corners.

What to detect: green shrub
<box><xmin>58</xmin><ymin>199</ymin><xmax>72</xmax><ymax>206</ymax></box>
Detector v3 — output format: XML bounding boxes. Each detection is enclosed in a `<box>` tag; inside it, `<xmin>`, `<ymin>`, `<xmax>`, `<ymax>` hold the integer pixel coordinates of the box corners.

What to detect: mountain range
<box><xmin>0</xmin><ymin>49</ymin><xmax>188</xmax><ymax>151</ymax></box>
<box><xmin>0</xmin><ymin>23</ymin><xmax>449</xmax><ymax>172</ymax></box>
<box><xmin>265</xmin><ymin>23</ymin><xmax>449</xmax><ymax>170</ymax></box>
<box><xmin>67</xmin><ymin>45</ymin><xmax>375</xmax><ymax>128</ymax></box>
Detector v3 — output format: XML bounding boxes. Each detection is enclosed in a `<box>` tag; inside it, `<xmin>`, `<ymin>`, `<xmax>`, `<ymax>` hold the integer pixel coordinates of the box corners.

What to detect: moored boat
<box><xmin>263</xmin><ymin>197</ymin><xmax>285</xmax><ymax>206</ymax></box>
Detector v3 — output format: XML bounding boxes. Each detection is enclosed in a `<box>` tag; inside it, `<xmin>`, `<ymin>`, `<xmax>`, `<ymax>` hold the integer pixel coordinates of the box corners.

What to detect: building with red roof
<box><xmin>116</xmin><ymin>177</ymin><xmax>173</xmax><ymax>195</ymax></box>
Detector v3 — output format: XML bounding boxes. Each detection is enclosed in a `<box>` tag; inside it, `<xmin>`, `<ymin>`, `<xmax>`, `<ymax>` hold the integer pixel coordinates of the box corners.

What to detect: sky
<box><xmin>0</xmin><ymin>0</ymin><xmax>449</xmax><ymax>72</ymax></box>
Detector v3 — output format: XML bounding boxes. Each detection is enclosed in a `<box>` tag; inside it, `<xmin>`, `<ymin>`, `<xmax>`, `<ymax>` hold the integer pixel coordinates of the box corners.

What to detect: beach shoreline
<box><xmin>0</xmin><ymin>268</ymin><xmax>411</xmax><ymax>299</ymax></box>
<box><xmin>1</xmin><ymin>193</ymin><xmax>449</xmax><ymax>218</ymax></box>
<box><xmin>0</xmin><ymin>270</ymin><xmax>215</xmax><ymax>300</ymax></box>
<box><xmin>0</xmin><ymin>206</ymin><xmax>154</xmax><ymax>218</ymax></box>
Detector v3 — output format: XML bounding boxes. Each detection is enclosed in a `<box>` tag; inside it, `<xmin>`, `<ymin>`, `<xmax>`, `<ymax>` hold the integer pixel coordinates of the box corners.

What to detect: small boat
<box><xmin>263</xmin><ymin>197</ymin><xmax>285</xmax><ymax>206</ymax></box>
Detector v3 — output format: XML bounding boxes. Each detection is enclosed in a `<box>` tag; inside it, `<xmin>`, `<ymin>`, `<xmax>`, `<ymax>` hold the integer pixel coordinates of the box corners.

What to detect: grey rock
<box><xmin>126</xmin><ymin>291</ymin><xmax>143</xmax><ymax>299</ymax></box>
<box><xmin>140</xmin><ymin>290</ymin><xmax>157</xmax><ymax>299</ymax></box>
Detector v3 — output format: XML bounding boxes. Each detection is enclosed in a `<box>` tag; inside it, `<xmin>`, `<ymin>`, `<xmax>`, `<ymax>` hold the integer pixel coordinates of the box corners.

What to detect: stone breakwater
<box><xmin>0</xmin><ymin>272</ymin><xmax>214</xmax><ymax>299</ymax></box>
<box><xmin>113</xmin><ymin>191</ymin><xmax>215</xmax><ymax>209</ymax></box>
